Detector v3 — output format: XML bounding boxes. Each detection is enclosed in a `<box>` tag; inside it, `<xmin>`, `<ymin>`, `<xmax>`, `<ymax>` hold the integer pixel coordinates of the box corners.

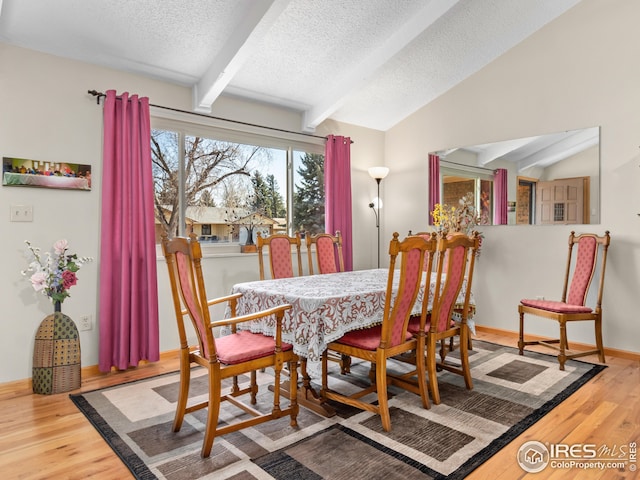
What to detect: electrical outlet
<box><xmin>78</xmin><ymin>315</ymin><xmax>92</xmax><ymax>331</ymax></box>
<box><xmin>10</xmin><ymin>204</ymin><xmax>33</xmax><ymax>222</ymax></box>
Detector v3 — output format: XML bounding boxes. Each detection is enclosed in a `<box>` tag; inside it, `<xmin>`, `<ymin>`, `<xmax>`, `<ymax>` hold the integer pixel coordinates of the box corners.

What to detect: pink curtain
<box><xmin>325</xmin><ymin>135</ymin><xmax>353</xmax><ymax>271</ymax></box>
<box><xmin>99</xmin><ymin>90</ymin><xmax>159</xmax><ymax>372</ymax></box>
<box><xmin>494</xmin><ymin>168</ymin><xmax>508</xmax><ymax>225</ymax></box>
<box><xmin>428</xmin><ymin>153</ymin><xmax>440</xmax><ymax>225</ymax></box>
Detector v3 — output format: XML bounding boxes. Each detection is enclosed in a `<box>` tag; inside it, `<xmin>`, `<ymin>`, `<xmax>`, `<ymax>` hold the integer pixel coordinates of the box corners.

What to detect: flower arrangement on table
<box><xmin>21</xmin><ymin>239</ymin><xmax>93</xmax><ymax>306</ymax></box>
<box><xmin>431</xmin><ymin>192</ymin><xmax>488</xmax><ymax>254</ymax></box>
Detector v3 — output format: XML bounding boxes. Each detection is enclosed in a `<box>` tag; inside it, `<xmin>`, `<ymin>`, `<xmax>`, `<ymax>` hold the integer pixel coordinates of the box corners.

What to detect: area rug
<box><xmin>70</xmin><ymin>341</ymin><xmax>605</xmax><ymax>480</ymax></box>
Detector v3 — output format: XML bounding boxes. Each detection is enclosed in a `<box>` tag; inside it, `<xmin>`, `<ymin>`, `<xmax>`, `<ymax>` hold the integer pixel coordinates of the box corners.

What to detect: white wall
<box><xmin>0</xmin><ymin>42</ymin><xmax>384</xmax><ymax>382</ymax></box>
<box><xmin>383</xmin><ymin>0</ymin><xmax>640</xmax><ymax>353</ymax></box>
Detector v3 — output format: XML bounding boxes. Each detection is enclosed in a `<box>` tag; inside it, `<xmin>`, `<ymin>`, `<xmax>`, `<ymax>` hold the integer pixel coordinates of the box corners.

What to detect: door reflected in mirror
<box><xmin>433</xmin><ymin>126</ymin><xmax>600</xmax><ymax>225</ymax></box>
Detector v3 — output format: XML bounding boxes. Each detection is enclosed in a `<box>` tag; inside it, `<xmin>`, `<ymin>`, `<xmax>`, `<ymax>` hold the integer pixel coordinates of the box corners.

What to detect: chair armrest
<box><xmin>210</xmin><ymin>304</ymin><xmax>292</xmax><ymax>329</ymax></box>
<box><xmin>206</xmin><ymin>292</ymin><xmax>243</xmax><ymax>307</ymax></box>
<box><xmin>180</xmin><ymin>292</ymin><xmax>243</xmax><ymax>317</ymax></box>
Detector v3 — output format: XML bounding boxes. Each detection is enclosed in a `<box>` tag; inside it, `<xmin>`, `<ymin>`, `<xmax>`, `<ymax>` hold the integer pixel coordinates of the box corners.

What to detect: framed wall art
<box><xmin>2</xmin><ymin>157</ymin><xmax>91</xmax><ymax>191</ymax></box>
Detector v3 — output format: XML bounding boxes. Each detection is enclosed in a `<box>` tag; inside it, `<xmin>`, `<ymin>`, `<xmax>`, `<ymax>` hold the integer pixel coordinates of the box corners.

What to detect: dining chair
<box><xmin>306</xmin><ymin>230</ymin><xmax>345</xmax><ymax>275</ymax></box>
<box><xmin>256</xmin><ymin>232</ymin><xmax>303</xmax><ymax>280</ymax></box>
<box><xmin>320</xmin><ymin>232</ymin><xmax>437</xmax><ymax>431</ymax></box>
<box><xmin>394</xmin><ymin>231</ymin><xmax>480</xmax><ymax>405</ymax></box>
<box><xmin>161</xmin><ymin>233</ymin><xmax>299</xmax><ymax>458</ymax></box>
<box><xmin>518</xmin><ymin>231</ymin><xmax>611</xmax><ymax>370</ymax></box>
<box><xmin>410</xmin><ymin>230</ymin><xmax>473</xmax><ymax>354</ymax></box>
<box><xmin>305</xmin><ymin>230</ymin><xmax>351</xmax><ymax>374</ymax></box>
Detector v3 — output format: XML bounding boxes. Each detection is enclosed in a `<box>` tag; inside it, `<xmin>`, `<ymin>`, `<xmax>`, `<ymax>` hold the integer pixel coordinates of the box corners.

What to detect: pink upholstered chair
<box><xmin>162</xmin><ymin>234</ymin><xmax>298</xmax><ymax>458</ymax></box>
<box><xmin>398</xmin><ymin>231</ymin><xmax>480</xmax><ymax>405</ymax></box>
<box><xmin>320</xmin><ymin>232</ymin><xmax>437</xmax><ymax>431</ymax></box>
<box><xmin>306</xmin><ymin>231</ymin><xmax>345</xmax><ymax>274</ymax></box>
<box><xmin>518</xmin><ymin>231</ymin><xmax>611</xmax><ymax>370</ymax></box>
<box><xmin>256</xmin><ymin>232</ymin><xmax>303</xmax><ymax>280</ymax></box>
<box><xmin>306</xmin><ymin>231</ymin><xmax>350</xmax><ymax>373</ymax></box>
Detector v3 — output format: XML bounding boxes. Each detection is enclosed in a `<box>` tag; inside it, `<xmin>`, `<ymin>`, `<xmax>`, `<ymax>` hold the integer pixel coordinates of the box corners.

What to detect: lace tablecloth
<box><xmin>226</xmin><ymin>268</ymin><xmax>475</xmax><ymax>377</ymax></box>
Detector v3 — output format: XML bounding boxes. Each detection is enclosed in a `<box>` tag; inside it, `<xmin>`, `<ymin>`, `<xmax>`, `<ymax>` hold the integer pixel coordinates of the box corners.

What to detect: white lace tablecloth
<box><xmin>226</xmin><ymin>268</ymin><xmax>475</xmax><ymax>377</ymax></box>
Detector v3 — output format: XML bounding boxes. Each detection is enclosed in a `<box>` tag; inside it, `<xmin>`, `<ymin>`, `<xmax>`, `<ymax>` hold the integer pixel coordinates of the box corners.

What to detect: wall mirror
<box><xmin>433</xmin><ymin>126</ymin><xmax>600</xmax><ymax>225</ymax></box>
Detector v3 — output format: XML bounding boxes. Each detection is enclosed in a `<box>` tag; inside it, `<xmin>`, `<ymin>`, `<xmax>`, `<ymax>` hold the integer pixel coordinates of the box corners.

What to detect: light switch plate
<box><xmin>10</xmin><ymin>204</ymin><xmax>33</xmax><ymax>222</ymax></box>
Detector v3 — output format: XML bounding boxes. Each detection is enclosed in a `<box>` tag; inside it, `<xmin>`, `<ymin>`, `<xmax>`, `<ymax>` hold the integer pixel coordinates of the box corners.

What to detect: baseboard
<box><xmin>475</xmin><ymin>325</ymin><xmax>640</xmax><ymax>361</ymax></box>
<box><xmin>79</xmin><ymin>349</ymin><xmax>180</xmax><ymax>378</ymax></box>
<box><xmin>1</xmin><ymin>350</ymin><xmax>181</xmax><ymax>394</ymax></box>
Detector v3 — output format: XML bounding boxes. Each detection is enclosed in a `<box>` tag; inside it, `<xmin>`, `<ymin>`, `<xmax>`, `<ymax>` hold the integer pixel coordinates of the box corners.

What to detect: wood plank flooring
<box><xmin>0</xmin><ymin>329</ymin><xmax>637</xmax><ymax>479</ymax></box>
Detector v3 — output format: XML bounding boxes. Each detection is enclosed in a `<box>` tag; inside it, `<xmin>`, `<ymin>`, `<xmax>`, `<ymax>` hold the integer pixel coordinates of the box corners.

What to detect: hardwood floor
<box><xmin>0</xmin><ymin>329</ymin><xmax>637</xmax><ymax>479</ymax></box>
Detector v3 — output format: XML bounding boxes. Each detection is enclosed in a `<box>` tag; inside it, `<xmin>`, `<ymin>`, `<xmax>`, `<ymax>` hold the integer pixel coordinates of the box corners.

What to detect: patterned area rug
<box><xmin>70</xmin><ymin>341</ymin><xmax>604</xmax><ymax>479</ymax></box>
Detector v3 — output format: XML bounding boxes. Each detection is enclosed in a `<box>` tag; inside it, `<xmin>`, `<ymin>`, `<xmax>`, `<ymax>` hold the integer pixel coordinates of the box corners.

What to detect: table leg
<box><xmin>270</xmin><ymin>358</ymin><xmax>336</xmax><ymax>417</ymax></box>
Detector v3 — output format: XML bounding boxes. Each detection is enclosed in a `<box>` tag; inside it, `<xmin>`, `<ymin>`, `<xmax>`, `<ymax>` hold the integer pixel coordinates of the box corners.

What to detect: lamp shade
<box><xmin>368</xmin><ymin>166</ymin><xmax>389</xmax><ymax>180</ymax></box>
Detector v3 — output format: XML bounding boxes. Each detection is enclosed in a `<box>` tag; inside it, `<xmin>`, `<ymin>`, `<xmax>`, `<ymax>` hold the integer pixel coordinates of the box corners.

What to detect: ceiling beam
<box><xmin>193</xmin><ymin>0</ymin><xmax>292</xmax><ymax>113</ymax></box>
<box><xmin>517</xmin><ymin>128</ymin><xmax>600</xmax><ymax>172</ymax></box>
<box><xmin>302</xmin><ymin>0</ymin><xmax>460</xmax><ymax>132</ymax></box>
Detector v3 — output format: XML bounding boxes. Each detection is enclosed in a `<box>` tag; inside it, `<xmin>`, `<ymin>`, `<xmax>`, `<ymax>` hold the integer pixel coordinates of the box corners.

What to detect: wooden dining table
<box><xmin>226</xmin><ymin>268</ymin><xmax>475</xmax><ymax>416</ymax></box>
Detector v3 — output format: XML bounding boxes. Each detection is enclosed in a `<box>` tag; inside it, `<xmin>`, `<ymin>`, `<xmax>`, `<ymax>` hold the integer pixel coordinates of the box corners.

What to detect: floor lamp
<box><xmin>368</xmin><ymin>166</ymin><xmax>389</xmax><ymax>268</ymax></box>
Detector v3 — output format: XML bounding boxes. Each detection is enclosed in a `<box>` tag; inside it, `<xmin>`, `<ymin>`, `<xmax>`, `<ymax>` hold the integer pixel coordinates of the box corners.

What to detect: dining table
<box><xmin>226</xmin><ymin>268</ymin><xmax>475</xmax><ymax>416</ymax></box>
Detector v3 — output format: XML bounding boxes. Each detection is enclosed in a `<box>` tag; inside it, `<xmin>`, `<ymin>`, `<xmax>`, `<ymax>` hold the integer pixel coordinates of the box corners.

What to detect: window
<box><xmin>150</xmin><ymin>114</ymin><xmax>325</xmax><ymax>246</ymax></box>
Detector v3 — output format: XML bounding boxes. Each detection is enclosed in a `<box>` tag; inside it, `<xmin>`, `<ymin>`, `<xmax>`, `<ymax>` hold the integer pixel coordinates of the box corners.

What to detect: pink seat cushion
<box><xmin>520</xmin><ymin>298</ymin><xmax>593</xmax><ymax>314</ymax></box>
<box><xmin>216</xmin><ymin>330</ymin><xmax>293</xmax><ymax>364</ymax></box>
<box><xmin>336</xmin><ymin>324</ymin><xmax>412</xmax><ymax>350</ymax></box>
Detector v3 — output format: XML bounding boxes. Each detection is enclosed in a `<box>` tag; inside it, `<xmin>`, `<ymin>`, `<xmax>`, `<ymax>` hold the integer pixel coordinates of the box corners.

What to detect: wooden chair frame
<box><xmin>256</xmin><ymin>232</ymin><xmax>303</xmax><ymax>280</ymax></box>
<box><xmin>391</xmin><ymin>231</ymin><xmax>480</xmax><ymax>405</ymax></box>
<box><xmin>162</xmin><ymin>234</ymin><xmax>299</xmax><ymax>457</ymax></box>
<box><xmin>306</xmin><ymin>230</ymin><xmax>345</xmax><ymax>275</ymax></box>
<box><xmin>320</xmin><ymin>233</ymin><xmax>437</xmax><ymax>431</ymax></box>
<box><xmin>518</xmin><ymin>231</ymin><xmax>610</xmax><ymax>370</ymax></box>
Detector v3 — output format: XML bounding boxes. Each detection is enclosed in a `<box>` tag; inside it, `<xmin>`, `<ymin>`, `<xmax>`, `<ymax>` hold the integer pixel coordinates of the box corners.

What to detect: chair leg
<box><xmin>201</xmin><ymin>375</ymin><xmax>221</xmax><ymax>458</ymax></box>
<box><xmin>416</xmin><ymin>335</ymin><xmax>430</xmax><ymax>410</ymax></box>
<box><xmin>272</xmin><ymin>360</ymin><xmax>282</xmax><ymax>416</ymax></box>
<box><xmin>250</xmin><ymin>370</ymin><xmax>258</xmax><ymax>404</ymax></box>
<box><xmin>518</xmin><ymin>311</ymin><xmax>525</xmax><ymax>355</ymax></box>
<box><xmin>594</xmin><ymin>317</ymin><xmax>606</xmax><ymax>363</ymax></box>
<box><xmin>173</xmin><ymin>351</ymin><xmax>191</xmax><ymax>432</ymax></box>
<box><xmin>558</xmin><ymin>321</ymin><xmax>568</xmax><ymax>371</ymax></box>
<box><xmin>459</xmin><ymin>326</ymin><xmax>473</xmax><ymax>390</ymax></box>
<box><xmin>376</xmin><ymin>356</ymin><xmax>391</xmax><ymax>431</ymax></box>
<box><xmin>340</xmin><ymin>354</ymin><xmax>352</xmax><ymax>374</ymax></box>
<box><xmin>288</xmin><ymin>360</ymin><xmax>299</xmax><ymax>427</ymax></box>
<box><xmin>427</xmin><ymin>337</ymin><xmax>441</xmax><ymax>405</ymax></box>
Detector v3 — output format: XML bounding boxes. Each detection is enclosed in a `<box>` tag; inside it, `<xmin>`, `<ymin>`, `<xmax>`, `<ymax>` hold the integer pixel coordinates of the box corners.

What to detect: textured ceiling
<box><xmin>0</xmin><ymin>0</ymin><xmax>581</xmax><ymax>132</ymax></box>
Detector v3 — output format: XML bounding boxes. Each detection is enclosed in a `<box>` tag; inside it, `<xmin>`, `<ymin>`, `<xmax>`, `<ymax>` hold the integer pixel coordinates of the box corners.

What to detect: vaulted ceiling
<box><xmin>0</xmin><ymin>0</ymin><xmax>580</xmax><ymax>133</ymax></box>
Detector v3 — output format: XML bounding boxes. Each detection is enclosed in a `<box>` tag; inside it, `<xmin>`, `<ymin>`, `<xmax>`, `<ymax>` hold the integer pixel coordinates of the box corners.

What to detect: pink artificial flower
<box><xmin>30</xmin><ymin>272</ymin><xmax>48</xmax><ymax>292</ymax></box>
<box><xmin>61</xmin><ymin>270</ymin><xmax>77</xmax><ymax>289</ymax></box>
<box><xmin>53</xmin><ymin>239</ymin><xmax>69</xmax><ymax>255</ymax></box>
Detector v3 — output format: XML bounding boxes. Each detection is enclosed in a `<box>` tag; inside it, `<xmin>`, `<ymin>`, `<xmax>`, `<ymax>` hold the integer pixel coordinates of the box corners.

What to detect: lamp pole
<box><xmin>368</xmin><ymin>167</ymin><xmax>389</xmax><ymax>269</ymax></box>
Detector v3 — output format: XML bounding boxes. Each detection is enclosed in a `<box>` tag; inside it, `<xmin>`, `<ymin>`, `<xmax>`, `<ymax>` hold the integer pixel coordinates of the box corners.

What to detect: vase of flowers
<box><xmin>431</xmin><ymin>192</ymin><xmax>487</xmax><ymax>255</ymax></box>
<box><xmin>22</xmin><ymin>239</ymin><xmax>92</xmax><ymax>394</ymax></box>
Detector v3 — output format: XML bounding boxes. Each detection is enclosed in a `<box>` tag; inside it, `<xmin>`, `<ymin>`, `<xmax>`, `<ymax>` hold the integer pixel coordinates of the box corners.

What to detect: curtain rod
<box><xmin>88</xmin><ymin>89</ymin><xmax>353</xmax><ymax>143</ymax></box>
